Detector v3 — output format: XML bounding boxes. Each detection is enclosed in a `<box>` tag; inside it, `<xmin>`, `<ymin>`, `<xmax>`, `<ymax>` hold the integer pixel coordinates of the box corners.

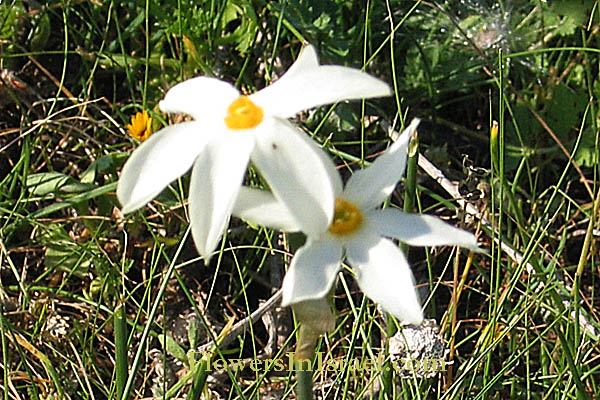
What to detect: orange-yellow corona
<box><xmin>328</xmin><ymin>198</ymin><xmax>363</xmax><ymax>236</ymax></box>
<box><xmin>225</xmin><ymin>96</ymin><xmax>264</xmax><ymax>130</ymax></box>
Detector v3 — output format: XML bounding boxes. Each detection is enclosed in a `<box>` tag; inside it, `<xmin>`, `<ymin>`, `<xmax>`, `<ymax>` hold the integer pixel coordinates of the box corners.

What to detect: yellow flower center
<box><xmin>225</xmin><ymin>96</ymin><xmax>263</xmax><ymax>130</ymax></box>
<box><xmin>127</xmin><ymin>110</ymin><xmax>153</xmax><ymax>141</ymax></box>
<box><xmin>328</xmin><ymin>198</ymin><xmax>363</xmax><ymax>236</ymax></box>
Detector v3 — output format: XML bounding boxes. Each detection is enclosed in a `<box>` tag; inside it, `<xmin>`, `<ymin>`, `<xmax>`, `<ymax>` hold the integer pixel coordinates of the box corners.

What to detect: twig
<box><xmin>197</xmin><ymin>289</ymin><xmax>283</xmax><ymax>353</ymax></box>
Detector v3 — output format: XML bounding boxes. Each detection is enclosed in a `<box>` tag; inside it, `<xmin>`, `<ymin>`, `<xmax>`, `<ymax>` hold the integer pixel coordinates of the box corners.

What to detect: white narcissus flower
<box><xmin>233</xmin><ymin>119</ymin><xmax>481</xmax><ymax>325</ymax></box>
<box><xmin>116</xmin><ymin>45</ymin><xmax>391</xmax><ymax>261</ymax></box>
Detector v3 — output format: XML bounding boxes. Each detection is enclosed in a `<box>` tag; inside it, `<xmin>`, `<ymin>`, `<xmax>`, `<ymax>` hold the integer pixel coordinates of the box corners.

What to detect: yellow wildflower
<box><xmin>126</xmin><ymin>110</ymin><xmax>153</xmax><ymax>141</ymax></box>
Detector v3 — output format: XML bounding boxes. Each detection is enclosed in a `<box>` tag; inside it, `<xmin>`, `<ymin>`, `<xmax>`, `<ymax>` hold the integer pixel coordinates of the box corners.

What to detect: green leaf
<box><xmin>188</xmin><ymin>317</ymin><xmax>200</xmax><ymax>350</ymax></box>
<box><xmin>45</xmin><ymin>246</ymin><xmax>92</xmax><ymax>279</ymax></box>
<box><xmin>554</xmin><ymin>17</ymin><xmax>578</xmax><ymax>37</ymax></box>
<box><xmin>26</xmin><ymin>172</ymin><xmax>95</xmax><ymax>196</ymax></box>
<box><xmin>573</xmin><ymin>127</ymin><xmax>598</xmax><ymax>167</ymax></box>
<box><xmin>157</xmin><ymin>334</ymin><xmax>188</xmax><ymax>365</ymax></box>
<box><xmin>80</xmin><ymin>153</ymin><xmax>119</xmax><ymax>184</ymax></box>
<box><xmin>545</xmin><ymin>84</ymin><xmax>587</xmax><ymax>143</ymax></box>
<box><xmin>37</xmin><ymin>224</ymin><xmax>94</xmax><ymax>279</ymax></box>
<box><xmin>217</xmin><ymin>0</ymin><xmax>259</xmax><ymax>52</ymax></box>
<box><xmin>30</xmin><ymin>182</ymin><xmax>117</xmax><ymax>219</ymax></box>
<box><xmin>26</xmin><ymin>172</ymin><xmax>75</xmax><ymax>196</ymax></box>
<box><xmin>550</xmin><ymin>0</ymin><xmax>597</xmax><ymax>26</ymax></box>
<box><xmin>29</xmin><ymin>10</ymin><xmax>51</xmax><ymax>51</ymax></box>
<box><xmin>0</xmin><ymin>2</ymin><xmax>24</xmax><ymax>41</ymax></box>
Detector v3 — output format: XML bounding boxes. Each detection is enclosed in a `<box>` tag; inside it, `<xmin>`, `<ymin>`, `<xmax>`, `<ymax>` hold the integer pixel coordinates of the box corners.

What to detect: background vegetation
<box><xmin>0</xmin><ymin>0</ymin><xmax>599</xmax><ymax>398</ymax></box>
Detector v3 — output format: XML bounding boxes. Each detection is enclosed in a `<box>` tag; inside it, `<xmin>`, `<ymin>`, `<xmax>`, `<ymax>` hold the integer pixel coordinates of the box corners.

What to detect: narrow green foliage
<box><xmin>0</xmin><ymin>0</ymin><xmax>599</xmax><ymax>398</ymax></box>
<box><xmin>114</xmin><ymin>301</ymin><xmax>128</xmax><ymax>400</ymax></box>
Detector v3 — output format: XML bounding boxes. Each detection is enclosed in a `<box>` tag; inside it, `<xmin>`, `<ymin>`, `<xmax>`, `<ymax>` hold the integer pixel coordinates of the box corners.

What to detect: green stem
<box><xmin>296</xmin><ymin>368</ymin><xmax>314</xmax><ymax>400</ymax></box>
<box><xmin>403</xmin><ymin>129</ymin><xmax>419</xmax><ymax>216</ymax></box>
<box><xmin>572</xmin><ymin>185</ymin><xmax>600</xmax><ymax>351</ymax></box>
<box><xmin>381</xmin><ymin>317</ymin><xmax>396</xmax><ymax>399</ymax></box>
<box><xmin>295</xmin><ymin>327</ymin><xmax>316</xmax><ymax>399</ymax></box>
<box><xmin>574</xmin><ymin>188</ymin><xmax>599</xmax><ymax>287</ymax></box>
<box><xmin>399</xmin><ymin>129</ymin><xmax>419</xmax><ymax>257</ymax></box>
<box><xmin>114</xmin><ymin>301</ymin><xmax>128</xmax><ymax>400</ymax></box>
<box><xmin>294</xmin><ymin>323</ymin><xmax>322</xmax><ymax>400</ymax></box>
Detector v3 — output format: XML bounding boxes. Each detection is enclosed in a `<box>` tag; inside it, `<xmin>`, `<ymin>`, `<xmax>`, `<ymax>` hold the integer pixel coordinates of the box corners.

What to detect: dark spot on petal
<box><xmin>272</xmin><ymin>143</ymin><xmax>278</xmax><ymax>149</ymax></box>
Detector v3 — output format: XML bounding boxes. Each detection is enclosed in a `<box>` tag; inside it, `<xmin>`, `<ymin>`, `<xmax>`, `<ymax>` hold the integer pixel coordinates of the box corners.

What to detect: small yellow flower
<box><xmin>126</xmin><ymin>110</ymin><xmax>153</xmax><ymax>141</ymax></box>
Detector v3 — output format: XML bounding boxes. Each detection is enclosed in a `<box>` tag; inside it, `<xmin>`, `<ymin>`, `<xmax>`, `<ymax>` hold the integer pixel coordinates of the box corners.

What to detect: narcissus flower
<box><xmin>117</xmin><ymin>45</ymin><xmax>391</xmax><ymax>261</ymax></box>
<box><xmin>126</xmin><ymin>110</ymin><xmax>153</xmax><ymax>141</ymax></box>
<box><xmin>233</xmin><ymin>119</ymin><xmax>480</xmax><ymax>324</ymax></box>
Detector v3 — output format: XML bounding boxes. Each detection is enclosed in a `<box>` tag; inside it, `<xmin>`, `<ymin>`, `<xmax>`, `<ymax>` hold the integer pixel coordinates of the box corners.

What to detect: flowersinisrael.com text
<box><xmin>205</xmin><ymin>352</ymin><xmax>446</xmax><ymax>375</ymax></box>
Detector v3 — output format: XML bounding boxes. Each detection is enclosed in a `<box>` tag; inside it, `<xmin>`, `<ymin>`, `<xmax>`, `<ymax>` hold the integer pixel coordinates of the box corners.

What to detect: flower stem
<box><xmin>292</xmin><ymin>298</ymin><xmax>335</xmax><ymax>399</ymax></box>
<box><xmin>403</xmin><ymin>129</ymin><xmax>419</xmax><ymax>215</ymax></box>
<box><xmin>400</xmin><ymin>128</ymin><xmax>419</xmax><ymax>255</ymax></box>
<box><xmin>296</xmin><ymin>368</ymin><xmax>314</xmax><ymax>400</ymax></box>
<box><xmin>295</xmin><ymin>324</ymin><xmax>320</xmax><ymax>400</ymax></box>
<box><xmin>381</xmin><ymin>315</ymin><xmax>397</xmax><ymax>399</ymax></box>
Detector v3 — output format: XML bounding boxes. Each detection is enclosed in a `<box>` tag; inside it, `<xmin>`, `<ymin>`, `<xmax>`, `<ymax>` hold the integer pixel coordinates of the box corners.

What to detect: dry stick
<box><xmin>196</xmin><ymin>289</ymin><xmax>283</xmax><ymax>354</ymax></box>
<box><xmin>417</xmin><ymin>151</ymin><xmax>540</xmax><ymax>275</ymax></box>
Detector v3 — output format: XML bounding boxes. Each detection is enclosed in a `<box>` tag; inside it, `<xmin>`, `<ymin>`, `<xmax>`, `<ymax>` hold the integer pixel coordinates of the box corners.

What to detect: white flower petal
<box><xmin>343</xmin><ymin>118</ymin><xmax>420</xmax><ymax>210</ymax></box>
<box><xmin>276</xmin><ymin>44</ymin><xmax>320</xmax><ymax>80</ymax></box>
<box><xmin>369</xmin><ymin>208</ymin><xmax>480</xmax><ymax>251</ymax></box>
<box><xmin>251</xmin><ymin>66</ymin><xmax>391</xmax><ymax>119</ymax></box>
<box><xmin>251</xmin><ymin>119</ymin><xmax>340</xmax><ymax>236</ymax></box>
<box><xmin>188</xmin><ymin>133</ymin><xmax>255</xmax><ymax>261</ymax></box>
<box><xmin>232</xmin><ymin>187</ymin><xmax>302</xmax><ymax>232</ymax></box>
<box><xmin>346</xmin><ymin>233</ymin><xmax>423</xmax><ymax>325</ymax></box>
<box><xmin>117</xmin><ymin>121</ymin><xmax>208</xmax><ymax>214</ymax></box>
<box><xmin>159</xmin><ymin>77</ymin><xmax>240</xmax><ymax>121</ymax></box>
<box><xmin>281</xmin><ymin>238</ymin><xmax>343</xmax><ymax>306</ymax></box>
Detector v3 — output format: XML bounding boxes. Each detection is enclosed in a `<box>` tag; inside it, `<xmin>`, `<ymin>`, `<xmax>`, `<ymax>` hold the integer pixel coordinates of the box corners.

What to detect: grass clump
<box><xmin>0</xmin><ymin>0</ymin><xmax>599</xmax><ymax>398</ymax></box>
